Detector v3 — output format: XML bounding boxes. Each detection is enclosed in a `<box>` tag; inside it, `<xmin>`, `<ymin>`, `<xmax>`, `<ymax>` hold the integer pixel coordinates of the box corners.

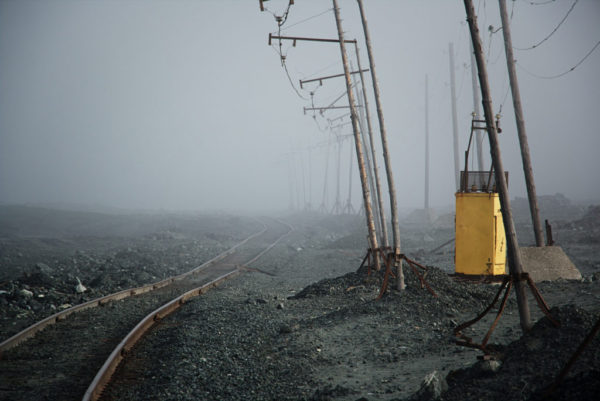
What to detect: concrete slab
<box><xmin>520</xmin><ymin>246</ymin><xmax>582</xmax><ymax>282</ymax></box>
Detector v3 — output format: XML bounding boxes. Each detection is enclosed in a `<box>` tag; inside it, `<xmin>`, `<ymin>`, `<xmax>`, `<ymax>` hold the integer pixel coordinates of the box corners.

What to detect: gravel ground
<box><xmin>103</xmin><ymin>212</ymin><xmax>600</xmax><ymax>401</ymax></box>
<box><xmin>0</xmin><ymin>207</ymin><xmax>261</xmax><ymax>341</ymax></box>
<box><xmin>1</xmin><ymin>205</ymin><xmax>599</xmax><ymax>401</ymax></box>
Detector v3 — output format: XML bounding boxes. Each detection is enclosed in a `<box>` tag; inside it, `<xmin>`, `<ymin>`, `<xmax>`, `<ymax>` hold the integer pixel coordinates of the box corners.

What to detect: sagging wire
<box><xmin>520</xmin><ymin>0</ymin><xmax>557</xmax><ymax>6</ymax></box>
<box><xmin>300</xmin><ymin>60</ymin><xmax>342</xmax><ymax>84</ymax></box>
<box><xmin>281</xmin><ymin>7</ymin><xmax>333</xmax><ymax>32</ymax></box>
<box><xmin>498</xmin><ymin>85</ymin><xmax>510</xmax><ymax>117</ymax></box>
<box><xmin>515</xmin><ymin>39</ymin><xmax>600</xmax><ymax>79</ymax></box>
<box><xmin>486</xmin><ymin>24</ymin><xmax>503</xmax><ymax>64</ymax></box>
<box><xmin>514</xmin><ymin>0</ymin><xmax>578</xmax><ymax>51</ymax></box>
<box><xmin>309</xmin><ymin>91</ymin><xmax>329</xmax><ymax>133</ymax></box>
<box><xmin>265</xmin><ymin>1</ymin><xmax>309</xmax><ymax>100</ymax></box>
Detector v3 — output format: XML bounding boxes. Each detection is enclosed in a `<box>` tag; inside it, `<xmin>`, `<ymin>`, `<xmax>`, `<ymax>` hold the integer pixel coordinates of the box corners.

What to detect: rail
<box><xmin>82</xmin><ymin>217</ymin><xmax>292</xmax><ymax>401</ymax></box>
<box><xmin>0</xmin><ymin>220</ymin><xmax>268</xmax><ymax>354</ymax></box>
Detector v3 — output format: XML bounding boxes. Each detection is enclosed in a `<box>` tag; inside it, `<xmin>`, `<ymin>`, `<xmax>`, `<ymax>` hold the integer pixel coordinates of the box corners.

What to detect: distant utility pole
<box><xmin>464</xmin><ymin>0</ymin><xmax>532</xmax><ymax>332</ymax></box>
<box><xmin>332</xmin><ymin>0</ymin><xmax>380</xmax><ymax>271</ymax></box>
<box><xmin>499</xmin><ymin>0</ymin><xmax>544</xmax><ymax>247</ymax></box>
<box><xmin>356</xmin><ymin>0</ymin><xmax>404</xmax><ymax>289</ymax></box>
<box><xmin>470</xmin><ymin>41</ymin><xmax>485</xmax><ymax>172</ymax></box>
<box><xmin>449</xmin><ymin>43</ymin><xmax>461</xmax><ymax>191</ymax></box>
<box><xmin>332</xmin><ymin>137</ymin><xmax>343</xmax><ymax>214</ymax></box>
<box><xmin>319</xmin><ymin>141</ymin><xmax>331</xmax><ymax>214</ymax></box>
<box><xmin>424</xmin><ymin>75</ymin><xmax>430</xmax><ymax>215</ymax></box>
<box><xmin>344</xmin><ymin>141</ymin><xmax>356</xmax><ymax>214</ymax></box>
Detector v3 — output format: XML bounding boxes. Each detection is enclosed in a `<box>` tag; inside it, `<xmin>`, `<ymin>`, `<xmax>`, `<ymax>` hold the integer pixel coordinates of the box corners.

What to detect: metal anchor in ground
<box><xmin>453</xmin><ymin>272</ymin><xmax>560</xmax><ymax>353</ymax></box>
<box><xmin>357</xmin><ymin>248</ymin><xmax>438</xmax><ymax>300</ymax></box>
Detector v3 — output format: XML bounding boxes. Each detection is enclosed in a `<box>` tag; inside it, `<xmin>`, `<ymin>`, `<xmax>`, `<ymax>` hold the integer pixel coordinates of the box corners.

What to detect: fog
<box><xmin>1</xmin><ymin>0</ymin><xmax>599</xmax><ymax>213</ymax></box>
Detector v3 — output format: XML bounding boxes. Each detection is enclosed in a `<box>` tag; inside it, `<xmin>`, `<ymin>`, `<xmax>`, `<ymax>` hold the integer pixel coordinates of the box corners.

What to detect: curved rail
<box><xmin>82</xmin><ymin>269</ymin><xmax>241</xmax><ymax>401</ymax></box>
<box><xmin>0</xmin><ymin>220</ymin><xmax>268</xmax><ymax>355</ymax></box>
<box><xmin>83</xmin><ymin>217</ymin><xmax>293</xmax><ymax>401</ymax></box>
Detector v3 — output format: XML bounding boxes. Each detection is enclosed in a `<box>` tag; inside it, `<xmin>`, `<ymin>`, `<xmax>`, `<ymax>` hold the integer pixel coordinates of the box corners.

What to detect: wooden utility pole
<box><xmin>356</xmin><ymin>0</ymin><xmax>404</xmax><ymax>289</ymax></box>
<box><xmin>449</xmin><ymin>43</ymin><xmax>461</xmax><ymax>191</ymax></box>
<box><xmin>354</xmin><ymin>42</ymin><xmax>390</xmax><ymax>248</ymax></box>
<box><xmin>464</xmin><ymin>0</ymin><xmax>532</xmax><ymax>332</ymax></box>
<box><xmin>470</xmin><ymin>41</ymin><xmax>485</xmax><ymax>172</ymax></box>
<box><xmin>499</xmin><ymin>0</ymin><xmax>544</xmax><ymax>247</ymax></box>
<box><xmin>354</xmin><ymin>83</ymin><xmax>383</xmax><ymax>240</ymax></box>
<box><xmin>332</xmin><ymin>0</ymin><xmax>380</xmax><ymax>271</ymax></box>
<box><xmin>424</xmin><ymin>75</ymin><xmax>430</xmax><ymax>215</ymax></box>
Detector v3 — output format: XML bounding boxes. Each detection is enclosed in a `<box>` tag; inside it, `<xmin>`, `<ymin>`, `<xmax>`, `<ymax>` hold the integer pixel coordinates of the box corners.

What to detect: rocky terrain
<box><xmin>0</xmin><ymin>206</ymin><xmax>261</xmax><ymax>340</ymax></box>
<box><xmin>1</xmin><ymin>201</ymin><xmax>599</xmax><ymax>400</ymax></box>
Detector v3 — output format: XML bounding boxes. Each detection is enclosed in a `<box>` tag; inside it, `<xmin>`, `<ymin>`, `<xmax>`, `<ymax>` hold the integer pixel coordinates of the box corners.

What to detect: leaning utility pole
<box><xmin>354</xmin><ymin>83</ymin><xmax>383</xmax><ymax>240</ymax></box>
<box><xmin>354</xmin><ymin>42</ymin><xmax>390</xmax><ymax>248</ymax></box>
<box><xmin>424</xmin><ymin>75</ymin><xmax>430</xmax><ymax>215</ymax></box>
<box><xmin>332</xmin><ymin>0</ymin><xmax>380</xmax><ymax>271</ymax></box>
<box><xmin>464</xmin><ymin>0</ymin><xmax>532</xmax><ymax>332</ymax></box>
<box><xmin>449</xmin><ymin>43</ymin><xmax>461</xmax><ymax>190</ymax></box>
<box><xmin>470</xmin><ymin>41</ymin><xmax>485</xmax><ymax>172</ymax></box>
<box><xmin>356</xmin><ymin>0</ymin><xmax>404</xmax><ymax>289</ymax></box>
<box><xmin>499</xmin><ymin>0</ymin><xmax>544</xmax><ymax>247</ymax></box>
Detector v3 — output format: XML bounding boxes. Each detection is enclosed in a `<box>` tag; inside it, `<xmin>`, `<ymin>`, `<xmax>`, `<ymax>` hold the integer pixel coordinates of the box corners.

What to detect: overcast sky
<box><xmin>1</xmin><ymin>0</ymin><xmax>598</xmax><ymax>213</ymax></box>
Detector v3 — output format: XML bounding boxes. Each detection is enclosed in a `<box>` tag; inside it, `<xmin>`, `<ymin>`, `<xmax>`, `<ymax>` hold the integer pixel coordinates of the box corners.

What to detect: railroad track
<box><xmin>0</xmin><ymin>217</ymin><xmax>292</xmax><ymax>401</ymax></box>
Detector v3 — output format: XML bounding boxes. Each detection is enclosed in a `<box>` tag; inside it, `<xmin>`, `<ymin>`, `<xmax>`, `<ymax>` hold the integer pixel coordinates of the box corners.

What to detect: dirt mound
<box><xmin>291</xmin><ymin>264</ymin><xmax>499</xmax><ymax>317</ymax></box>
<box><xmin>434</xmin><ymin>305</ymin><xmax>600</xmax><ymax>401</ymax></box>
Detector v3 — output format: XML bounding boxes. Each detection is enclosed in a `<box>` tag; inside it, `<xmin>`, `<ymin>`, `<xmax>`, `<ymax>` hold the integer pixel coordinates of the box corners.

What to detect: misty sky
<box><xmin>1</xmin><ymin>0</ymin><xmax>599</xmax><ymax>213</ymax></box>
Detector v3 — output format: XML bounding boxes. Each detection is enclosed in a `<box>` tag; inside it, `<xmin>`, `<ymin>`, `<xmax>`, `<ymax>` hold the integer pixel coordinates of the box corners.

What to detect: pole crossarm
<box><xmin>328</xmin><ymin>112</ymin><xmax>350</xmax><ymax>123</ymax></box>
<box><xmin>269</xmin><ymin>33</ymin><xmax>357</xmax><ymax>46</ymax></box>
<box><xmin>304</xmin><ymin>105</ymin><xmax>358</xmax><ymax>114</ymax></box>
<box><xmin>299</xmin><ymin>69</ymin><xmax>369</xmax><ymax>88</ymax></box>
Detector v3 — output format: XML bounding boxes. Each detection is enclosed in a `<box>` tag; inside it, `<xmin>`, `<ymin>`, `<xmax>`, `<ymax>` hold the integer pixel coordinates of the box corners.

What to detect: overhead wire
<box><xmin>514</xmin><ymin>0</ymin><xmax>578</xmax><ymax>51</ymax></box>
<box><xmin>281</xmin><ymin>8</ymin><xmax>333</xmax><ymax>31</ymax></box>
<box><xmin>266</xmin><ymin>1</ymin><xmax>309</xmax><ymax>100</ymax></box>
<box><xmin>516</xmin><ymin>39</ymin><xmax>600</xmax><ymax>79</ymax></box>
<box><xmin>301</xmin><ymin>60</ymin><xmax>342</xmax><ymax>81</ymax></box>
<box><xmin>521</xmin><ymin>0</ymin><xmax>557</xmax><ymax>5</ymax></box>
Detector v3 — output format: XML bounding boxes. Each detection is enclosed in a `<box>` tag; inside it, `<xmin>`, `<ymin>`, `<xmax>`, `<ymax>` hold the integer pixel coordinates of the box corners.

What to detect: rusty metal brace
<box><xmin>359</xmin><ymin>247</ymin><xmax>391</xmax><ymax>276</ymax></box>
<box><xmin>454</xmin><ymin>273</ymin><xmax>559</xmax><ymax>352</ymax></box>
<box><xmin>404</xmin><ymin>256</ymin><xmax>438</xmax><ymax>297</ymax></box>
<box><xmin>376</xmin><ymin>253</ymin><xmax>437</xmax><ymax>300</ymax></box>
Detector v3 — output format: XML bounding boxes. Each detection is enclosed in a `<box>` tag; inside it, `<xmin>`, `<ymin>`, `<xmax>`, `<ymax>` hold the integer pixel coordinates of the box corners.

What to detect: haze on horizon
<box><xmin>1</xmin><ymin>0</ymin><xmax>599</xmax><ymax>214</ymax></box>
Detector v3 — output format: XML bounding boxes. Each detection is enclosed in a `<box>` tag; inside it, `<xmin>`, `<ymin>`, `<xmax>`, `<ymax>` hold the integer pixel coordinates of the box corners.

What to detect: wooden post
<box><xmin>424</xmin><ymin>75</ymin><xmax>430</xmax><ymax>215</ymax></box>
<box><xmin>332</xmin><ymin>0</ymin><xmax>380</xmax><ymax>271</ymax></box>
<box><xmin>464</xmin><ymin>0</ymin><xmax>532</xmax><ymax>332</ymax></box>
<box><xmin>353</xmin><ymin>80</ymin><xmax>383</xmax><ymax>239</ymax></box>
<box><xmin>498</xmin><ymin>0</ymin><xmax>545</xmax><ymax>247</ymax></box>
<box><xmin>354</xmin><ymin>42</ymin><xmax>390</xmax><ymax>248</ymax></box>
<box><xmin>470</xmin><ymin>41</ymin><xmax>485</xmax><ymax>172</ymax></box>
<box><xmin>356</xmin><ymin>0</ymin><xmax>404</xmax><ymax>289</ymax></box>
<box><xmin>449</xmin><ymin>43</ymin><xmax>461</xmax><ymax>191</ymax></box>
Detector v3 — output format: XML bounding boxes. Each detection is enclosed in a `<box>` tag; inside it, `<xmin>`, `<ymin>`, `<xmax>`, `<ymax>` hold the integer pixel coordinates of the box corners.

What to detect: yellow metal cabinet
<box><xmin>455</xmin><ymin>192</ymin><xmax>507</xmax><ymax>275</ymax></box>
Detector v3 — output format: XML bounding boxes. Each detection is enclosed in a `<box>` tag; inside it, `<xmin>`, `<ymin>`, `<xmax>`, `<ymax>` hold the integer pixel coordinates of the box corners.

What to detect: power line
<box><xmin>301</xmin><ymin>60</ymin><xmax>342</xmax><ymax>81</ymax></box>
<box><xmin>281</xmin><ymin>8</ymin><xmax>333</xmax><ymax>32</ymax></box>
<box><xmin>521</xmin><ymin>0</ymin><xmax>557</xmax><ymax>5</ymax></box>
<box><xmin>516</xmin><ymin>39</ymin><xmax>600</xmax><ymax>79</ymax></box>
<box><xmin>514</xmin><ymin>0</ymin><xmax>578</xmax><ymax>51</ymax></box>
